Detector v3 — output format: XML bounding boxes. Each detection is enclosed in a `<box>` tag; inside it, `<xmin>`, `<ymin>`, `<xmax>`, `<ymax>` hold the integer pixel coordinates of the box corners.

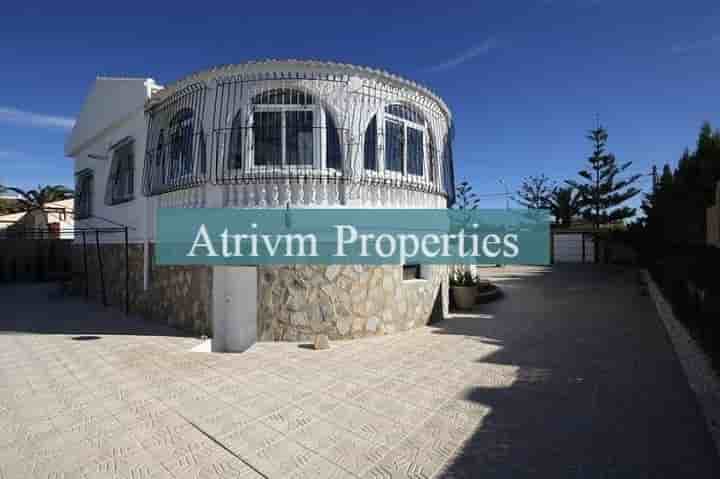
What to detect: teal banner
<box><xmin>156</xmin><ymin>208</ymin><xmax>551</xmax><ymax>265</ymax></box>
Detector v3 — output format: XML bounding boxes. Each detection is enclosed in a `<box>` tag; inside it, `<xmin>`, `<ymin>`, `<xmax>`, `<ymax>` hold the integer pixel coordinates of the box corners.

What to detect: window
<box><xmin>364</xmin><ymin>104</ymin><xmax>428</xmax><ymax>178</ymax></box>
<box><xmin>247</xmin><ymin>88</ymin><xmax>338</xmax><ymax>169</ymax></box>
<box><xmin>285</xmin><ymin>110</ymin><xmax>314</xmax><ymax>166</ymax></box>
<box><xmin>407</xmin><ymin>127</ymin><xmax>424</xmax><ymax>176</ymax></box>
<box><xmin>169</xmin><ymin>109</ymin><xmax>195</xmax><ymax>178</ymax></box>
<box><xmin>155</xmin><ymin>130</ymin><xmax>166</xmax><ymax>185</ymax></box>
<box><xmin>254</xmin><ymin>111</ymin><xmax>283</xmax><ymax>166</ymax></box>
<box><xmin>428</xmin><ymin>132</ymin><xmax>437</xmax><ymax>184</ymax></box>
<box><xmin>385</xmin><ymin>120</ymin><xmax>404</xmax><ymax>173</ymax></box>
<box><xmin>384</xmin><ymin>104</ymin><xmax>425</xmax><ymax>177</ymax></box>
<box><xmin>442</xmin><ymin>131</ymin><xmax>456</xmax><ymax>204</ymax></box>
<box><xmin>364</xmin><ymin>116</ymin><xmax>377</xmax><ymax>171</ymax></box>
<box><xmin>228</xmin><ymin>110</ymin><xmax>244</xmax><ymax>169</ymax></box>
<box><xmin>106</xmin><ymin>139</ymin><xmax>134</xmax><ymax>205</ymax></box>
<box><xmin>326</xmin><ymin>112</ymin><xmax>342</xmax><ymax>170</ymax></box>
<box><xmin>76</xmin><ymin>170</ymin><xmax>93</xmax><ymax>219</ymax></box>
<box><xmin>402</xmin><ymin>264</ymin><xmax>422</xmax><ymax>281</ymax></box>
<box><xmin>150</xmin><ymin>109</ymin><xmax>206</xmax><ymax>194</ymax></box>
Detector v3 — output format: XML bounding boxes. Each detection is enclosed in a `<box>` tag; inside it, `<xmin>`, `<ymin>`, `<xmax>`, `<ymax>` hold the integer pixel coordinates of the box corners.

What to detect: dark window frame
<box><xmin>75</xmin><ymin>170</ymin><xmax>93</xmax><ymax>219</ymax></box>
<box><xmin>402</xmin><ymin>264</ymin><xmax>423</xmax><ymax>281</ymax></box>
<box><xmin>106</xmin><ymin>138</ymin><xmax>135</xmax><ymax>205</ymax></box>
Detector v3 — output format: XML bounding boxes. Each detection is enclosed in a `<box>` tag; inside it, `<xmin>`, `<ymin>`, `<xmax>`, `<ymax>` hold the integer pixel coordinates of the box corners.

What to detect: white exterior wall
<box><xmin>66</xmin><ymin>78</ymin><xmax>158</xmax><ymax>243</ymax></box>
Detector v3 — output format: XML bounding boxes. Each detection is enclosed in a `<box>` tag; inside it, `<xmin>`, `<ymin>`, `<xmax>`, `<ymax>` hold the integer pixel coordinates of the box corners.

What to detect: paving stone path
<box><xmin>1</xmin><ymin>265</ymin><xmax>718</xmax><ymax>478</ymax></box>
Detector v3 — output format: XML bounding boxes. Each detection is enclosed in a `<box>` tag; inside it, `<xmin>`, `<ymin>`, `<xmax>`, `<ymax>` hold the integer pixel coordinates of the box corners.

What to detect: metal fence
<box><xmin>0</xmin><ymin>226</ymin><xmax>131</xmax><ymax>314</ymax></box>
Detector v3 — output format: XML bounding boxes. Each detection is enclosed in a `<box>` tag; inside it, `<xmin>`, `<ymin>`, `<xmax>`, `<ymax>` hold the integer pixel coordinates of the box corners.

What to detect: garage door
<box><xmin>553</xmin><ymin>233</ymin><xmax>595</xmax><ymax>263</ymax></box>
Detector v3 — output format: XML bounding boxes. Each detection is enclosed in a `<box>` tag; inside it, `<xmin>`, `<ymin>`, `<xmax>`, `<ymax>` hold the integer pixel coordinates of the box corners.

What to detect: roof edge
<box><xmin>149</xmin><ymin>59</ymin><xmax>451</xmax><ymax>119</ymax></box>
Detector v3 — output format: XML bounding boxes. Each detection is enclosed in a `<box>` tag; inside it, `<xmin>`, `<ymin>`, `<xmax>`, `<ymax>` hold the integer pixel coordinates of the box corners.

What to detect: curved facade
<box><xmin>141</xmin><ymin>60</ymin><xmax>455</xmax><ymax>210</ymax></box>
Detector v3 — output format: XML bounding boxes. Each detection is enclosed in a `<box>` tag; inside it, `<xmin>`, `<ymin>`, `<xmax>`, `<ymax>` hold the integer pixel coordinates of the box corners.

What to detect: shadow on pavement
<box><xmin>434</xmin><ymin>264</ymin><xmax>720</xmax><ymax>478</ymax></box>
<box><xmin>0</xmin><ymin>283</ymin><xmax>194</xmax><ymax>337</ymax></box>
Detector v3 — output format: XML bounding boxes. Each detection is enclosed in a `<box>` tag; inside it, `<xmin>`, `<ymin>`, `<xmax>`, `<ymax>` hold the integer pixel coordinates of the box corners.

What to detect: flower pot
<box><xmin>452</xmin><ymin>285</ymin><xmax>477</xmax><ymax>310</ymax></box>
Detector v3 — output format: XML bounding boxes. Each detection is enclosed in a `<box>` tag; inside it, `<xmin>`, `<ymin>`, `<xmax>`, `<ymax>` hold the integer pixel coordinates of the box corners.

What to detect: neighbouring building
<box><xmin>0</xmin><ymin>199</ymin><xmax>75</xmax><ymax>282</ymax></box>
<box><xmin>65</xmin><ymin>60</ymin><xmax>455</xmax><ymax>350</ymax></box>
<box><xmin>0</xmin><ymin>198</ymin><xmax>74</xmax><ymax>239</ymax></box>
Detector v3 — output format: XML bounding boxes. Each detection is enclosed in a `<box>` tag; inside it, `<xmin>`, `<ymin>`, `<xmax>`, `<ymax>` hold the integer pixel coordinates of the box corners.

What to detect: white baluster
<box><xmin>309</xmin><ymin>178</ymin><xmax>318</xmax><ymax>205</ymax></box>
<box><xmin>258</xmin><ymin>183</ymin><xmax>267</xmax><ymax>207</ymax></box>
<box><xmin>272</xmin><ymin>183</ymin><xmax>280</xmax><ymax>207</ymax></box>
<box><xmin>284</xmin><ymin>179</ymin><xmax>291</xmax><ymax>206</ymax></box>
<box><xmin>304</xmin><ymin>179</ymin><xmax>313</xmax><ymax>205</ymax></box>
<box><xmin>248</xmin><ymin>183</ymin><xmax>256</xmax><ymax>207</ymax></box>
<box><xmin>320</xmin><ymin>178</ymin><xmax>328</xmax><ymax>206</ymax></box>
<box><xmin>298</xmin><ymin>178</ymin><xmax>306</xmax><ymax>207</ymax></box>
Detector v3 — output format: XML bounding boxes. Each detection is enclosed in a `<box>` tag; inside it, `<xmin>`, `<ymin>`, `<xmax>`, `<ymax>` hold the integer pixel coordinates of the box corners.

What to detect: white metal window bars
<box><xmin>212</xmin><ymin>78</ymin><xmax>348</xmax><ymax>187</ymax></box>
<box><xmin>105</xmin><ymin>138</ymin><xmax>134</xmax><ymax>205</ymax></box>
<box><xmin>143</xmin><ymin>82</ymin><xmax>208</xmax><ymax>196</ymax></box>
<box><xmin>144</xmin><ymin>70</ymin><xmax>453</xmax><ymax>204</ymax></box>
<box><xmin>363</xmin><ymin>103</ymin><xmax>435</xmax><ymax>188</ymax></box>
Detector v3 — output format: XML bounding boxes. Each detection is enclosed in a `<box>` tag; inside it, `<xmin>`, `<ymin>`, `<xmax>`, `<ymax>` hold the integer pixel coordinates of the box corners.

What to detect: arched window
<box><xmin>248</xmin><ymin>88</ymin><xmax>338</xmax><ymax>169</ymax></box>
<box><xmin>169</xmin><ymin>109</ymin><xmax>195</xmax><ymax>178</ymax></box>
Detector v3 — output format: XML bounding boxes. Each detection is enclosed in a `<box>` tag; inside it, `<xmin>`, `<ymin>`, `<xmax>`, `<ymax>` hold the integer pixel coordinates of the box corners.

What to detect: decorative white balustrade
<box><xmin>221</xmin><ymin>179</ymin><xmax>344</xmax><ymax>208</ymax></box>
<box><xmin>157</xmin><ymin>186</ymin><xmax>207</xmax><ymax>208</ymax></box>
<box><xmin>220</xmin><ymin>180</ymin><xmax>444</xmax><ymax>209</ymax></box>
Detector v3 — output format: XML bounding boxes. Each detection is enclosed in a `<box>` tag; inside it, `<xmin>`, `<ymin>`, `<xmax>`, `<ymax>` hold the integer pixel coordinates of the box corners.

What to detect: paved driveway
<box><xmin>1</xmin><ymin>266</ymin><xmax>718</xmax><ymax>478</ymax></box>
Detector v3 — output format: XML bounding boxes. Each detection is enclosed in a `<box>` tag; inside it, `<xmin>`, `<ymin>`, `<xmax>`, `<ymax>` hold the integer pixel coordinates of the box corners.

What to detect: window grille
<box><xmin>106</xmin><ymin>138</ymin><xmax>134</xmax><ymax>205</ymax></box>
<box><xmin>143</xmin><ymin>83</ymin><xmax>208</xmax><ymax>196</ymax></box>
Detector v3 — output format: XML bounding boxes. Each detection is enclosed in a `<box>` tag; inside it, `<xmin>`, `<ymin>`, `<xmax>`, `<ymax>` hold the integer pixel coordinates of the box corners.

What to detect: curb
<box><xmin>643</xmin><ymin>269</ymin><xmax>720</xmax><ymax>456</ymax></box>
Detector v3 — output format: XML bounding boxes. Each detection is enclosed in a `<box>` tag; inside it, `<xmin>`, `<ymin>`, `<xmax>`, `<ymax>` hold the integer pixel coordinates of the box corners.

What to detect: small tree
<box><xmin>454</xmin><ymin>180</ymin><xmax>480</xmax><ymax>210</ymax></box>
<box><xmin>567</xmin><ymin>125</ymin><xmax>642</xmax><ymax>229</ymax></box>
<box><xmin>549</xmin><ymin>186</ymin><xmax>581</xmax><ymax>226</ymax></box>
<box><xmin>515</xmin><ymin>175</ymin><xmax>553</xmax><ymax>209</ymax></box>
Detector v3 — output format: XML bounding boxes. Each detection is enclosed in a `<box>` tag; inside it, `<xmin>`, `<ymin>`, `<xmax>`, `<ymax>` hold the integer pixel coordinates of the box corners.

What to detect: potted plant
<box><xmin>450</xmin><ymin>269</ymin><xmax>479</xmax><ymax>310</ymax></box>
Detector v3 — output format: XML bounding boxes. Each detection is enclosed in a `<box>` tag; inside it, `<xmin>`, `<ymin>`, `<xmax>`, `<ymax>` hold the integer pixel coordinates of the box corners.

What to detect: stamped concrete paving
<box><xmin>1</xmin><ymin>266</ymin><xmax>719</xmax><ymax>478</ymax></box>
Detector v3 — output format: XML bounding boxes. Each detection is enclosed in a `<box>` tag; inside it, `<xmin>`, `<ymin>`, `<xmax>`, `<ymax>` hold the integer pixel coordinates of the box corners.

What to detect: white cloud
<box><xmin>671</xmin><ymin>34</ymin><xmax>720</xmax><ymax>54</ymax></box>
<box><xmin>0</xmin><ymin>106</ymin><xmax>75</xmax><ymax>130</ymax></box>
<box><xmin>426</xmin><ymin>39</ymin><xmax>498</xmax><ymax>72</ymax></box>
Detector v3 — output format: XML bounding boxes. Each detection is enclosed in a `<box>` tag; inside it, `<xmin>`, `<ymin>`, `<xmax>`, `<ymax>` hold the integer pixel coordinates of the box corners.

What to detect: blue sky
<box><xmin>1</xmin><ymin>0</ymin><xmax>719</xmax><ymax>209</ymax></box>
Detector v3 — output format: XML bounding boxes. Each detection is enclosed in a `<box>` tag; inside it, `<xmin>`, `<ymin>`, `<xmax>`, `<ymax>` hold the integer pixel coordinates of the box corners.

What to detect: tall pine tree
<box><xmin>567</xmin><ymin>124</ymin><xmax>642</xmax><ymax>229</ymax></box>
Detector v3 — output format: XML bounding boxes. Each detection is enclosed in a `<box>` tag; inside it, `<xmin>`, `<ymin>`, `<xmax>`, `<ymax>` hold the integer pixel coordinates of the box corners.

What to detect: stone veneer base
<box><xmin>74</xmin><ymin>243</ymin><xmax>448</xmax><ymax>341</ymax></box>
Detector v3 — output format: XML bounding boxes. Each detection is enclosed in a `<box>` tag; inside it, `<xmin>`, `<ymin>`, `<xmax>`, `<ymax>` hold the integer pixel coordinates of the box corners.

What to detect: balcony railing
<box><xmin>143</xmin><ymin>72</ymin><xmax>455</xmax><ymax>205</ymax></box>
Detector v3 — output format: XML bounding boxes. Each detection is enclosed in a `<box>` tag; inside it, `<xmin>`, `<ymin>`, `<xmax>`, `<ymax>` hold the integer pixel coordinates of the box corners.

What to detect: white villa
<box><xmin>65</xmin><ymin>60</ymin><xmax>456</xmax><ymax>351</ymax></box>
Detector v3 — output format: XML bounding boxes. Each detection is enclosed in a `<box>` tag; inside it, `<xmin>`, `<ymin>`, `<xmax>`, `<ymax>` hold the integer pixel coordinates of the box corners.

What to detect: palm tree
<box><xmin>549</xmin><ymin>186</ymin><xmax>581</xmax><ymax>226</ymax></box>
<box><xmin>2</xmin><ymin>184</ymin><xmax>73</xmax><ymax>211</ymax></box>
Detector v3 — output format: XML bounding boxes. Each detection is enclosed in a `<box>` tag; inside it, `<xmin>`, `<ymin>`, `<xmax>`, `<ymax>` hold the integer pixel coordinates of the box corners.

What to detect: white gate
<box><xmin>552</xmin><ymin>232</ymin><xmax>596</xmax><ymax>263</ymax></box>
